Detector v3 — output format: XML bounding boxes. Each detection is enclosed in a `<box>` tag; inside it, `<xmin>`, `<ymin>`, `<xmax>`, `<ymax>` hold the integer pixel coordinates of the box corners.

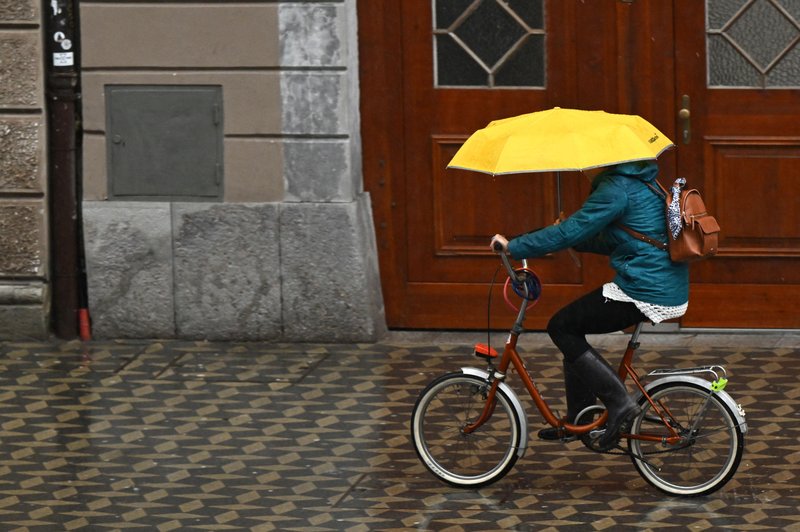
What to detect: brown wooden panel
<box><xmin>402</xmin><ymin>0</ymin><xmax>597</xmax><ymax>294</ymax></box>
<box><xmin>402</xmin><ymin>281</ymin><xmax>592</xmax><ymax>331</ymax></box>
<box><xmin>357</xmin><ymin>0</ymin><xmax>408</xmax><ymax>326</ymax></box>
<box><xmin>706</xmin><ymin>137</ymin><xmax>800</xmax><ymax>257</ymax></box>
<box><xmin>360</xmin><ymin>1</ymin><xmax>677</xmax><ymax>329</ymax></box>
<box><xmin>690</xmin><ymin>257</ymin><xmax>800</xmax><ymax>284</ymax></box>
<box><xmin>424</xmin><ymin>134</ymin><xmax>588</xmax><ymax>287</ymax></box>
<box><xmin>683</xmin><ymin>284</ymin><xmax>800</xmax><ymax>329</ymax></box>
<box><xmin>674</xmin><ymin>0</ymin><xmax>800</xmax><ymax>327</ymax></box>
<box><xmin>431</xmin><ymin>136</ymin><xmax>555</xmax><ymax>255</ymax></box>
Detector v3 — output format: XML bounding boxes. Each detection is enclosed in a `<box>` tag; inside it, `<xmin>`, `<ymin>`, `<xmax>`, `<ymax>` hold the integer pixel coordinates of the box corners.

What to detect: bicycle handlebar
<box><xmin>493</xmin><ymin>246</ymin><xmax>536</xmax><ymax>326</ymax></box>
<box><xmin>494</xmin><ymin>244</ymin><xmax>525</xmax><ymax>282</ymax></box>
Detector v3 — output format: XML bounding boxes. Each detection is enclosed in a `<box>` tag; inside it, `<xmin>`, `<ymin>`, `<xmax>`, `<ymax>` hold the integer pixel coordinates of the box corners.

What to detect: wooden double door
<box><xmin>359</xmin><ymin>0</ymin><xmax>800</xmax><ymax>330</ymax></box>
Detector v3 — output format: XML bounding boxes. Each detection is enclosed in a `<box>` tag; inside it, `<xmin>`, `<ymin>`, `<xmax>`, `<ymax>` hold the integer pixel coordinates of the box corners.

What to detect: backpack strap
<box><xmin>645</xmin><ymin>179</ymin><xmax>668</xmax><ymax>200</ymax></box>
<box><xmin>613</xmin><ymin>179</ymin><xmax>669</xmax><ymax>251</ymax></box>
<box><xmin>614</xmin><ymin>222</ymin><xmax>668</xmax><ymax>251</ymax></box>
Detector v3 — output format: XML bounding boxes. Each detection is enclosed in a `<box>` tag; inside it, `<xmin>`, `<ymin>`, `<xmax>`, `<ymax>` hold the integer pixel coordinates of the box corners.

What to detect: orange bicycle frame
<box><xmin>465</xmin><ymin>253</ymin><xmax>684</xmax><ymax>444</ymax></box>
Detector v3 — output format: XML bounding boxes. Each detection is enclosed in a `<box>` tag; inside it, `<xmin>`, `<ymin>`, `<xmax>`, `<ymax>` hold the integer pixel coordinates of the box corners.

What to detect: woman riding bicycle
<box><xmin>490</xmin><ymin>160</ymin><xmax>689</xmax><ymax>451</ymax></box>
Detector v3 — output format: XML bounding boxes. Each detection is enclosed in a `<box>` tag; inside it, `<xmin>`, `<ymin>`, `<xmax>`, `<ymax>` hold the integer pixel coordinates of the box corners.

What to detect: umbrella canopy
<box><xmin>447</xmin><ymin>107</ymin><xmax>674</xmax><ymax>175</ymax></box>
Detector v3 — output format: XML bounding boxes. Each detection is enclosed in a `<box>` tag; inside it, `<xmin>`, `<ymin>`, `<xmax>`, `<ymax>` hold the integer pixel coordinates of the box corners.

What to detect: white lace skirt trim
<box><xmin>602</xmin><ymin>282</ymin><xmax>688</xmax><ymax>324</ymax></box>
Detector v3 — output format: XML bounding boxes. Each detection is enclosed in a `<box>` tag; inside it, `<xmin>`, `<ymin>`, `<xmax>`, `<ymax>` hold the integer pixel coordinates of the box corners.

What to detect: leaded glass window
<box><xmin>707</xmin><ymin>0</ymin><xmax>800</xmax><ymax>88</ymax></box>
<box><xmin>433</xmin><ymin>0</ymin><xmax>546</xmax><ymax>88</ymax></box>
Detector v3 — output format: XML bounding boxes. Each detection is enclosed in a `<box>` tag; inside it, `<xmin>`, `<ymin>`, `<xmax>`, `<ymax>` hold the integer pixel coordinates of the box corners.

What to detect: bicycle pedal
<box><xmin>590</xmin><ymin>429</ymin><xmax>608</xmax><ymax>442</ymax></box>
<box><xmin>589</xmin><ymin>428</ymin><xmax>606</xmax><ymax>439</ymax></box>
<box><xmin>474</xmin><ymin>343</ymin><xmax>498</xmax><ymax>360</ymax></box>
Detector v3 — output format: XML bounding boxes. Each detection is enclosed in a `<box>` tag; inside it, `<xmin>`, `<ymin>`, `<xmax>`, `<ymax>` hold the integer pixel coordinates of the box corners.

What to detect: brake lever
<box><xmin>493</xmin><ymin>243</ymin><xmax>526</xmax><ymax>282</ymax></box>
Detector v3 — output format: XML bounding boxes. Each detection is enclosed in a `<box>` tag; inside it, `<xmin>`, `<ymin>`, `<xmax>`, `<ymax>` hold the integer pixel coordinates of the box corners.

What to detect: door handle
<box><xmin>678</xmin><ymin>94</ymin><xmax>691</xmax><ymax>144</ymax></box>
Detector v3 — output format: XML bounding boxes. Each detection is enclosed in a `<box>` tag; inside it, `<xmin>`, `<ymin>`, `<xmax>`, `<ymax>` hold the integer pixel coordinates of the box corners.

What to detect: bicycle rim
<box><xmin>629</xmin><ymin>382</ymin><xmax>744</xmax><ymax>497</ymax></box>
<box><xmin>411</xmin><ymin>372</ymin><xmax>521</xmax><ymax>488</ymax></box>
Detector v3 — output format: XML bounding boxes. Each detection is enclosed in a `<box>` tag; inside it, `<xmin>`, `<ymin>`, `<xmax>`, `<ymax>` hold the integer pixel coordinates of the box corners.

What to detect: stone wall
<box><xmin>0</xmin><ymin>0</ymin><xmax>49</xmax><ymax>339</ymax></box>
<box><xmin>80</xmin><ymin>1</ymin><xmax>386</xmax><ymax>341</ymax></box>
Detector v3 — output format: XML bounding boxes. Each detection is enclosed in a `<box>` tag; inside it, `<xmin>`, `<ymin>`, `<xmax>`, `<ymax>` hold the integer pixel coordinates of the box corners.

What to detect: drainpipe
<box><xmin>43</xmin><ymin>0</ymin><xmax>89</xmax><ymax>340</ymax></box>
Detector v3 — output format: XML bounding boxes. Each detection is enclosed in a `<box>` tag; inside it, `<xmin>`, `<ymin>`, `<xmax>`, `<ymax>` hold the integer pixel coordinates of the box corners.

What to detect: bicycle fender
<box><xmin>461</xmin><ymin>367</ymin><xmax>529</xmax><ymax>457</ymax></box>
<box><xmin>641</xmin><ymin>375</ymin><xmax>748</xmax><ymax>433</ymax></box>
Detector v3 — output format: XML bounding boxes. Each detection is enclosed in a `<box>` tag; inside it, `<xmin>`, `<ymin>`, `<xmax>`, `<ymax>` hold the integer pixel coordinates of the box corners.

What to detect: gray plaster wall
<box><xmin>276</xmin><ymin>0</ymin><xmax>384</xmax><ymax>341</ymax></box>
<box><xmin>80</xmin><ymin>1</ymin><xmax>386</xmax><ymax>341</ymax></box>
<box><xmin>173</xmin><ymin>203</ymin><xmax>282</xmax><ymax>340</ymax></box>
<box><xmin>281</xmin><ymin>194</ymin><xmax>385</xmax><ymax>342</ymax></box>
<box><xmin>83</xmin><ymin>203</ymin><xmax>174</xmax><ymax>339</ymax></box>
<box><xmin>84</xmin><ymin>197</ymin><xmax>384</xmax><ymax>341</ymax></box>
<box><xmin>84</xmin><ymin>202</ymin><xmax>282</xmax><ymax>341</ymax></box>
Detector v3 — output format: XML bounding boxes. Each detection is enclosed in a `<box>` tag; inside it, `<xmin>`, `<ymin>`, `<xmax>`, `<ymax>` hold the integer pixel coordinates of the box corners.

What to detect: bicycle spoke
<box><xmin>412</xmin><ymin>373</ymin><xmax>520</xmax><ymax>487</ymax></box>
<box><xmin>629</xmin><ymin>382</ymin><xmax>743</xmax><ymax>497</ymax></box>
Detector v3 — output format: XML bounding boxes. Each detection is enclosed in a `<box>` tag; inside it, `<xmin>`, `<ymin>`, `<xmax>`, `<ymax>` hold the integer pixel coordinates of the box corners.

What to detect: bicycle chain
<box><xmin>597</xmin><ymin>441</ymin><xmax>693</xmax><ymax>458</ymax></box>
<box><xmin>583</xmin><ymin>438</ymin><xmax>692</xmax><ymax>457</ymax></box>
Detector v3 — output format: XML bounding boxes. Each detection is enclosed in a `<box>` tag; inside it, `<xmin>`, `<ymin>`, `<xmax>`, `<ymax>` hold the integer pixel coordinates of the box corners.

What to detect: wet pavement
<box><xmin>0</xmin><ymin>329</ymin><xmax>798</xmax><ymax>531</ymax></box>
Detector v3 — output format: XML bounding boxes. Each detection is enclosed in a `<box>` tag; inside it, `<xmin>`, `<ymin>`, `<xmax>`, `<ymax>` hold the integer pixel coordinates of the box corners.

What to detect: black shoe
<box><xmin>537</xmin><ymin>426</ymin><xmax>577</xmax><ymax>442</ymax></box>
<box><xmin>596</xmin><ymin>403</ymin><xmax>639</xmax><ymax>450</ymax></box>
<box><xmin>571</xmin><ymin>348</ymin><xmax>641</xmax><ymax>451</ymax></box>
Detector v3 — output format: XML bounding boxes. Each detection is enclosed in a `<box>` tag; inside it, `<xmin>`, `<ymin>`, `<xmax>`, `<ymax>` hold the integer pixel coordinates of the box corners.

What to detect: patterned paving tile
<box><xmin>0</xmin><ymin>336</ymin><xmax>796</xmax><ymax>530</ymax></box>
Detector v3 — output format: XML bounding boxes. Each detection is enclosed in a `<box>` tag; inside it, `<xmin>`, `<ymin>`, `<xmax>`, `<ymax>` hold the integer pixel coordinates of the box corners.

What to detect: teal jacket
<box><xmin>507</xmin><ymin>162</ymin><xmax>689</xmax><ymax>306</ymax></box>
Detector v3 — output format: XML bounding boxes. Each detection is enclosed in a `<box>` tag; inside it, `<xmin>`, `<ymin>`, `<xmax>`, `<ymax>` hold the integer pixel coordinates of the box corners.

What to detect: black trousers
<box><xmin>547</xmin><ymin>286</ymin><xmax>647</xmax><ymax>363</ymax></box>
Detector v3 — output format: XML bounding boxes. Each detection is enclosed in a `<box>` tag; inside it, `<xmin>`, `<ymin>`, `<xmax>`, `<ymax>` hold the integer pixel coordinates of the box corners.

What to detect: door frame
<box><xmin>358</xmin><ymin>1</ymin><xmax>409</xmax><ymax>326</ymax></box>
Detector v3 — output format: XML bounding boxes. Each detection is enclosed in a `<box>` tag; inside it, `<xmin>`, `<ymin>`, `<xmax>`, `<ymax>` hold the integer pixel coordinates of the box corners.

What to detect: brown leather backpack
<box><xmin>617</xmin><ymin>178</ymin><xmax>720</xmax><ymax>263</ymax></box>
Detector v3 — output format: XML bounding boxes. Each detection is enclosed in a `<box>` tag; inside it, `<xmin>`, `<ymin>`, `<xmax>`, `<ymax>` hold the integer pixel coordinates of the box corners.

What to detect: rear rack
<box><xmin>646</xmin><ymin>365</ymin><xmax>727</xmax><ymax>382</ymax></box>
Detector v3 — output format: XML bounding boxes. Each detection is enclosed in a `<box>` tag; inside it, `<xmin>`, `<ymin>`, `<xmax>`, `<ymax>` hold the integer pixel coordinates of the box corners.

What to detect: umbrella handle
<box><xmin>554</xmin><ymin>171</ymin><xmax>579</xmax><ymax>269</ymax></box>
<box><xmin>556</xmin><ymin>172</ymin><xmax>562</xmax><ymax>214</ymax></box>
<box><xmin>566</xmin><ymin>248</ymin><xmax>582</xmax><ymax>268</ymax></box>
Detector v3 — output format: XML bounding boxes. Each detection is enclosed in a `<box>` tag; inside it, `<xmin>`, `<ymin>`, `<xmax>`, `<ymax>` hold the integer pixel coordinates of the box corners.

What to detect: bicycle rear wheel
<box><xmin>411</xmin><ymin>372</ymin><xmax>522</xmax><ymax>488</ymax></box>
<box><xmin>629</xmin><ymin>381</ymin><xmax>744</xmax><ymax>497</ymax></box>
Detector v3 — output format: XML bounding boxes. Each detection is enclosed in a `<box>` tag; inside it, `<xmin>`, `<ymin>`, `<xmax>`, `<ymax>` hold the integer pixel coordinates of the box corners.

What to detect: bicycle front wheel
<box><xmin>410</xmin><ymin>372</ymin><xmax>523</xmax><ymax>488</ymax></box>
<box><xmin>629</xmin><ymin>381</ymin><xmax>744</xmax><ymax>497</ymax></box>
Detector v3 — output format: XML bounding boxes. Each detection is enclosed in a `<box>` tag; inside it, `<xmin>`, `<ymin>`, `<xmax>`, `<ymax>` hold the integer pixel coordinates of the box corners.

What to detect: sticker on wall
<box><xmin>53</xmin><ymin>52</ymin><xmax>74</xmax><ymax>66</ymax></box>
<box><xmin>53</xmin><ymin>32</ymin><xmax>72</xmax><ymax>50</ymax></box>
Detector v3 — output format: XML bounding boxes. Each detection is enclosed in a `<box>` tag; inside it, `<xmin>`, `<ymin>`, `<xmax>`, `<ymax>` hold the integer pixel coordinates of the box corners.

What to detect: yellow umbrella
<box><xmin>448</xmin><ymin>107</ymin><xmax>674</xmax><ymax>175</ymax></box>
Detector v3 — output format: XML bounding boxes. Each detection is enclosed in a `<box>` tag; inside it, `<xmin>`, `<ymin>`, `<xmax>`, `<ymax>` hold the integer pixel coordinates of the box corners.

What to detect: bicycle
<box><xmin>410</xmin><ymin>249</ymin><xmax>747</xmax><ymax>497</ymax></box>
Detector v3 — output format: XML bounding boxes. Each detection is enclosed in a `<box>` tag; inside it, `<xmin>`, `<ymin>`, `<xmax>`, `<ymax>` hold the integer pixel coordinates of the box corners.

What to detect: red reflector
<box><xmin>474</xmin><ymin>343</ymin><xmax>498</xmax><ymax>358</ymax></box>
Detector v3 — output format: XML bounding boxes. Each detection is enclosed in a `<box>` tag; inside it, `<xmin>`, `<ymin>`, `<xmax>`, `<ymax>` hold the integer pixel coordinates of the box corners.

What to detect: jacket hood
<box><xmin>594</xmin><ymin>161</ymin><xmax>659</xmax><ymax>186</ymax></box>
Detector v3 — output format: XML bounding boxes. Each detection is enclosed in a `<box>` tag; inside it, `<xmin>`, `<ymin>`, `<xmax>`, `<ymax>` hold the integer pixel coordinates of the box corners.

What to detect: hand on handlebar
<box><xmin>490</xmin><ymin>234</ymin><xmax>509</xmax><ymax>253</ymax></box>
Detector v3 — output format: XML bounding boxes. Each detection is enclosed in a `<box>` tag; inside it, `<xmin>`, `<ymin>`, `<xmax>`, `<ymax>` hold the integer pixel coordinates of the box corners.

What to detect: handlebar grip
<box><xmin>493</xmin><ymin>241</ymin><xmax>504</xmax><ymax>252</ymax></box>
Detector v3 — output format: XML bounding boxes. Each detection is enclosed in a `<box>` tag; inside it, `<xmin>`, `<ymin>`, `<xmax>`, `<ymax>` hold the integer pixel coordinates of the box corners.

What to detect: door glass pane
<box><xmin>707</xmin><ymin>0</ymin><xmax>800</xmax><ymax>88</ymax></box>
<box><xmin>495</xmin><ymin>33</ymin><xmax>545</xmax><ymax>86</ymax></box>
<box><xmin>435</xmin><ymin>34</ymin><xmax>489</xmax><ymax>86</ymax></box>
<box><xmin>433</xmin><ymin>0</ymin><xmax>545</xmax><ymax>88</ymax></box>
<box><xmin>775</xmin><ymin>0</ymin><xmax>800</xmax><ymax>20</ymax></box>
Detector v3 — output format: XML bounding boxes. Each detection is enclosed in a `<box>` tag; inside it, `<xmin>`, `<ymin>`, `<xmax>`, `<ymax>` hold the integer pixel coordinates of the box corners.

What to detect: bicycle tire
<box><xmin>629</xmin><ymin>381</ymin><xmax>744</xmax><ymax>497</ymax></box>
<box><xmin>411</xmin><ymin>372</ymin><xmax>522</xmax><ymax>488</ymax></box>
